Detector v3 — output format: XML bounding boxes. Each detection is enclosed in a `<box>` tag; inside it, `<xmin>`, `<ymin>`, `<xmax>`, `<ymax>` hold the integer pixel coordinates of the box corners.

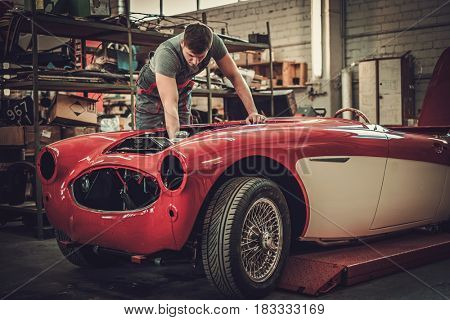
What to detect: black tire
<box><xmin>202</xmin><ymin>177</ymin><xmax>291</xmax><ymax>298</ymax></box>
<box><xmin>55</xmin><ymin>229</ymin><xmax>115</xmax><ymax>268</ymax></box>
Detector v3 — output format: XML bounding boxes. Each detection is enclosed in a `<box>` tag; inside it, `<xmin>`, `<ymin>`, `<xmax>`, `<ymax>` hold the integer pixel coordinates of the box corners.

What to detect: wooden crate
<box><xmin>237</xmin><ymin>61</ymin><xmax>306</xmax><ymax>87</ymax></box>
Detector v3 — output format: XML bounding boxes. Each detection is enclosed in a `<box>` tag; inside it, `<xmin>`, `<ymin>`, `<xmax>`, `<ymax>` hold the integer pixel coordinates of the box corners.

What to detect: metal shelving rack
<box><xmin>3</xmin><ymin>80</ymin><xmax>134</xmax><ymax>93</ymax></box>
<box><xmin>0</xmin><ymin>6</ymin><xmax>271</xmax><ymax>239</ymax></box>
<box><xmin>0</xmin><ymin>3</ymin><xmax>140</xmax><ymax>239</ymax></box>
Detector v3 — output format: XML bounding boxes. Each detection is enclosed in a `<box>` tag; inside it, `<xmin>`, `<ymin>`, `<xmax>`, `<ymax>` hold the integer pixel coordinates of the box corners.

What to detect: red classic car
<box><xmin>37</xmin><ymin>48</ymin><xmax>450</xmax><ymax>298</ymax></box>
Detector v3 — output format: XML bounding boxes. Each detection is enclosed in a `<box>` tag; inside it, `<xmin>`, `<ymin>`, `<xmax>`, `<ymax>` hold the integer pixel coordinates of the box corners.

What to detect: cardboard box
<box><xmin>61</xmin><ymin>126</ymin><xmax>96</xmax><ymax>139</ymax></box>
<box><xmin>25</xmin><ymin>125</ymin><xmax>61</xmax><ymax>154</ymax></box>
<box><xmin>260</xmin><ymin>49</ymin><xmax>274</xmax><ymax>63</ymax></box>
<box><xmin>251</xmin><ymin>51</ymin><xmax>262</xmax><ymax>64</ymax></box>
<box><xmin>232</xmin><ymin>51</ymin><xmax>262</xmax><ymax>66</ymax></box>
<box><xmin>0</xmin><ymin>127</ymin><xmax>25</xmax><ymax>146</ymax></box>
<box><xmin>49</xmin><ymin>94</ymin><xmax>97</xmax><ymax>126</ymax></box>
<box><xmin>232</xmin><ymin>52</ymin><xmax>247</xmax><ymax>65</ymax></box>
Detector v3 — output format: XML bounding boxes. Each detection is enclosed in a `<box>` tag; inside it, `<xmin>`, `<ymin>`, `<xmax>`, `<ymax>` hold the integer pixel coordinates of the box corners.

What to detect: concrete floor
<box><xmin>1</xmin><ymin>221</ymin><xmax>450</xmax><ymax>300</ymax></box>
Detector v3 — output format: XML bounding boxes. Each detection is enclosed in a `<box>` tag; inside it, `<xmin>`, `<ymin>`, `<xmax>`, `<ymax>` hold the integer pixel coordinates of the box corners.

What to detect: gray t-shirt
<box><xmin>143</xmin><ymin>32</ymin><xmax>228</xmax><ymax>87</ymax></box>
<box><xmin>135</xmin><ymin>33</ymin><xmax>228</xmax><ymax>129</ymax></box>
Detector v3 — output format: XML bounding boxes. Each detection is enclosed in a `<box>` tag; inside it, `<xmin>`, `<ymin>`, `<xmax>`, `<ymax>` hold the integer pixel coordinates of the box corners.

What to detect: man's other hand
<box><xmin>245</xmin><ymin>112</ymin><xmax>267</xmax><ymax>124</ymax></box>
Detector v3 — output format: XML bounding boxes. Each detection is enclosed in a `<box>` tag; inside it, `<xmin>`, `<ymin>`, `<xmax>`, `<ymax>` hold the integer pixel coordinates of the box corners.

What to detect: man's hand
<box><xmin>245</xmin><ymin>112</ymin><xmax>266</xmax><ymax>124</ymax></box>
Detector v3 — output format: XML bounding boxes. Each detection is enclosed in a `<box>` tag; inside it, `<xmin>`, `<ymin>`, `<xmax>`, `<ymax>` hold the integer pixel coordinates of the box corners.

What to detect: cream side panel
<box><xmin>297</xmin><ymin>156</ymin><xmax>386</xmax><ymax>239</ymax></box>
<box><xmin>435</xmin><ymin>167</ymin><xmax>450</xmax><ymax>222</ymax></box>
<box><xmin>371</xmin><ymin>159</ymin><xmax>447</xmax><ymax>229</ymax></box>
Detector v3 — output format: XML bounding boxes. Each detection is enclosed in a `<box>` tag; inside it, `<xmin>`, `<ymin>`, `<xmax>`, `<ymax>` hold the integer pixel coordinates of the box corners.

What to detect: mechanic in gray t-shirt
<box><xmin>135</xmin><ymin>22</ymin><xmax>265</xmax><ymax>139</ymax></box>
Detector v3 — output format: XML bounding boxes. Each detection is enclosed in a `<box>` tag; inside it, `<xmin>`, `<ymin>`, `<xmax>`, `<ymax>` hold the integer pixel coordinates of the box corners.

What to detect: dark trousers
<box><xmin>135</xmin><ymin>79</ymin><xmax>194</xmax><ymax>130</ymax></box>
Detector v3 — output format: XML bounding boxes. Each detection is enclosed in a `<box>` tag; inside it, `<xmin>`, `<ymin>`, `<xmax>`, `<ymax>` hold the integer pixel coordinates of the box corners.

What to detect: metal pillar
<box><xmin>31</xmin><ymin>1</ymin><xmax>43</xmax><ymax>240</ymax></box>
<box><xmin>81</xmin><ymin>40</ymin><xmax>87</xmax><ymax>69</ymax></box>
<box><xmin>266</xmin><ymin>21</ymin><xmax>274</xmax><ymax>117</ymax></box>
<box><xmin>202</xmin><ymin>12</ymin><xmax>213</xmax><ymax>124</ymax></box>
<box><xmin>125</xmin><ymin>0</ymin><xmax>135</xmax><ymax>128</ymax></box>
<box><xmin>81</xmin><ymin>40</ymin><xmax>89</xmax><ymax>98</ymax></box>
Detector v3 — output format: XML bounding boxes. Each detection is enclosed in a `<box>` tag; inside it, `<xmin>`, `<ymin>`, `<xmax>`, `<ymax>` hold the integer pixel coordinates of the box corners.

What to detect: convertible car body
<box><xmin>37</xmin><ymin>48</ymin><xmax>450</xmax><ymax>298</ymax></box>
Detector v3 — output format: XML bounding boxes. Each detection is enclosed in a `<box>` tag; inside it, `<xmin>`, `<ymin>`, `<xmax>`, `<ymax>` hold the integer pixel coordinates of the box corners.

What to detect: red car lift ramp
<box><xmin>278</xmin><ymin>230</ymin><xmax>450</xmax><ymax>295</ymax></box>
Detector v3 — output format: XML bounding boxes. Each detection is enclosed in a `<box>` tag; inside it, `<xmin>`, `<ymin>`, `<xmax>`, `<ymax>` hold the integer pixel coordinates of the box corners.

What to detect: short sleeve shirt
<box><xmin>148</xmin><ymin>32</ymin><xmax>228</xmax><ymax>85</ymax></box>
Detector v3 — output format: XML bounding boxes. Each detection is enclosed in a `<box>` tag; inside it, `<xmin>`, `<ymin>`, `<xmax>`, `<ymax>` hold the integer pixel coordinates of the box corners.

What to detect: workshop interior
<box><xmin>0</xmin><ymin>0</ymin><xmax>450</xmax><ymax>300</ymax></box>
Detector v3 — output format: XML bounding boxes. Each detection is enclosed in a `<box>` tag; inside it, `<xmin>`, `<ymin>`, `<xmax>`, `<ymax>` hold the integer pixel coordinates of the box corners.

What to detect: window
<box><xmin>163</xmin><ymin>0</ymin><xmax>197</xmax><ymax>16</ymax></box>
<box><xmin>131</xmin><ymin>1</ymin><xmax>161</xmax><ymax>15</ymax></box>
<box><xmin>200</xmin><ymin>0</ymin><xmax>243</xmax><ymax>10</ymax></box>
<box><xmin>130</xmin><ymin>0</ymin><xmax>249</xmax><ymax>15</ymax></box>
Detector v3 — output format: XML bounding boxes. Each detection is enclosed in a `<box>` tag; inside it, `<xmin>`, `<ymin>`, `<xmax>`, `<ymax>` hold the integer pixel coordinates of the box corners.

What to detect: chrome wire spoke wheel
<box><xmin>202</xmin><ymin>177</ymin><xmax>291</xmax><ymax>298</ymax></box>
<box><xmin>240</xmin><ymin>197</ymin><xmax>283</xmax><ymax>283</ymax></box>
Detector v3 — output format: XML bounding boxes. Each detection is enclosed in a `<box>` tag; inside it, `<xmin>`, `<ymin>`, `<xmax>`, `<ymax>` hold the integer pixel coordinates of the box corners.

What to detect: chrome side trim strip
<box><xmin>309</xmin><ymin>157</ymin><xmax>350</xmax><ymax>163</ymax></box>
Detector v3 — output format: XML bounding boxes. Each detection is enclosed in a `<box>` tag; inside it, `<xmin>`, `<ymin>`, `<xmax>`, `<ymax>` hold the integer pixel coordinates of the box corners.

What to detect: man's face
<box><xmin>181</xmin><ymin>41</ymin><xmax>209</xmax><ymax>67</ymax></box>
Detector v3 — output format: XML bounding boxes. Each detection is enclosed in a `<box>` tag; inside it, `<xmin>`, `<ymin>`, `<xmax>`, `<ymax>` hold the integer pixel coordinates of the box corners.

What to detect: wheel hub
<box><xmin>261</xmin><ymin>232</ymin><xmax>277</xmax><ymax>251</ymax></box>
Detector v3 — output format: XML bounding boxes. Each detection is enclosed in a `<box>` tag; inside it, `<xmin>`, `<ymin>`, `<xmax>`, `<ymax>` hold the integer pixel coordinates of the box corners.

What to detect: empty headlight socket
<box><xmin>159</xmin><ymin>152</ymin><xmax>187</xmax><ymax>193</ymax></box>
<box><xmin>38</xmin><ymin>148</ymin><xmax>58</xmax><ymax>183</ymax></box>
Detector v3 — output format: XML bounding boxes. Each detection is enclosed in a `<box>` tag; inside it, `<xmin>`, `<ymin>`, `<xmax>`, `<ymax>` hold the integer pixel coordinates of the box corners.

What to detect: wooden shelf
<box><xmin>239</xmin><ymin>61</ymin><xmax>306</xmax><ymax>87</ymax></box>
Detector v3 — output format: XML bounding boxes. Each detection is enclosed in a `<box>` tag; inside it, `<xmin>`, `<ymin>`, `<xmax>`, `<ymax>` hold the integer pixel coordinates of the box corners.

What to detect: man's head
<box><xmin>181</xmin><ymin>22</ymin><xmax>213</xmax><ymax>67</ymax></box>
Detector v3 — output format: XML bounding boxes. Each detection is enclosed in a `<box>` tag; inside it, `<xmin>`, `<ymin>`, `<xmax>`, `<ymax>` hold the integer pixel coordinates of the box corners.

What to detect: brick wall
<box><xmin>187</xmin><ymin>0</ymin><xmax>311</xmax><ymax>63</ymax></box>
<box><xmin>345</xmin><ymin>0</ymin><xmax>450</xmax><ymax>113</ymax></box>
<box><xmin>179</xmin><ymin>0</ymin><xmax>311</xmax><ymax>107</ymax></box>
<box><xmin>194</xmin><ymin>0</ymin><xmax>450</xmax><ymax>114</ymax></box>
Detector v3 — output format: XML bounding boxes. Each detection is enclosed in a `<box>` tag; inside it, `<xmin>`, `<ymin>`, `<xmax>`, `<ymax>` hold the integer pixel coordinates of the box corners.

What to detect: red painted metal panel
<box><xmin>419</xmin><ymin>47</ymin><xmax>450</xmax><ymax>127</ymax></box>
<box><xmin>38</xmin><ymin>116</ymin><xmax>450</xmax><ymax>255</ymax></box>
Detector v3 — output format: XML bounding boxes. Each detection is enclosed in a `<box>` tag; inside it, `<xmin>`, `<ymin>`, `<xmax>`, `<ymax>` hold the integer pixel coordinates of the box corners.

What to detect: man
<box><xmin>135</xmin><ymin>22</ymin><xmax>265</xmax><ymax>139</ymax></box>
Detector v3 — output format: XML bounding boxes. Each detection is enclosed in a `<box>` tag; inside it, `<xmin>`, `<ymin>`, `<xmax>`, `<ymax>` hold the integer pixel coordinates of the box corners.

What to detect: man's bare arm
<box><xmin>156</xmin><ymin>73</ymin><xmax>179</xmax><ymax>139</ymax></box>
<box><xmin>216</xmin><ymin>53</ymin><xmax>265</xmax><ymax>124</ymax></box>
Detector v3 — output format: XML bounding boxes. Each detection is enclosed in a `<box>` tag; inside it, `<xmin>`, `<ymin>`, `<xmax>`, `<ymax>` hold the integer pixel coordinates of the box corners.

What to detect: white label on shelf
<box><xmin>41</xmin><ymin>130</ymin><xmax>52</xmax><ymax>139</ymax></box>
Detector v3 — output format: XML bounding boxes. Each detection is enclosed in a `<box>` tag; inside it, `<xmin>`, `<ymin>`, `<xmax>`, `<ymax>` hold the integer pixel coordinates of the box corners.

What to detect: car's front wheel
<box><xmin>202</xmin><ymin>177</ymin><xmax>291</xmax><ymax>298</ymax></box>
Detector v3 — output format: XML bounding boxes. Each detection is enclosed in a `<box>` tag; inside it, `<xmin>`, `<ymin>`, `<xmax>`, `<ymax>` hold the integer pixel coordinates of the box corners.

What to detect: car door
<box><xmin>370</xmin><ymin>130</ymin><xmax>448</xmax><ymax>229</ymax></box>
<box><xmin>297</xmin><ymin>124</ymin><xmax>389</xmax><ymax>239</ymax></box>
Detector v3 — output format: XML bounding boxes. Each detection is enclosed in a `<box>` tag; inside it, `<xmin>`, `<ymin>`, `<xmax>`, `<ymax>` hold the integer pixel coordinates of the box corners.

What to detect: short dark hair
<box><xmin>183</xmin><ymin>23</ymin><xmax>213</xmax><ymax>54</ymax></box>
